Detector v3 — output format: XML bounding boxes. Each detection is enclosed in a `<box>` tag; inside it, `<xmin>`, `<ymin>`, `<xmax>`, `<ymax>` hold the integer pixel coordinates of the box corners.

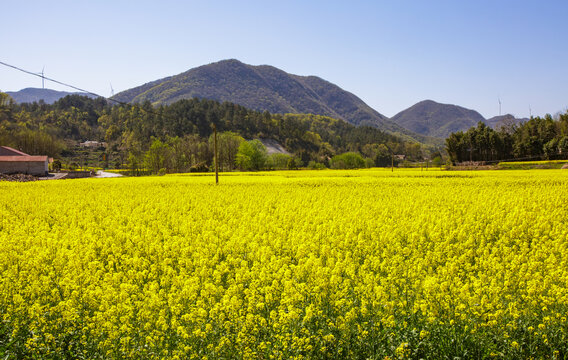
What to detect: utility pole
<box><xmin>384</xmin><ymin>143</ymin><xmax>394</xmax><ymax>172</ymax></box>
<box><xmin>213</xmin><ymin>123</ymin><xmax>219</xmax><ymax>184</ymax></box>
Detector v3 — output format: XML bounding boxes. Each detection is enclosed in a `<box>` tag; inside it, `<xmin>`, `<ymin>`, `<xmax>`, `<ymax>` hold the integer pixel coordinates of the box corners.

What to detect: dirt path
<box><xmin>95</xmin><ymin>171</ymin><xmax>123</xmax><ymax>178</ymax></box>
<box><xmin>38</xmin><ymin>173</ymin><xmax>68</xmax><ymax>180</ymax></box>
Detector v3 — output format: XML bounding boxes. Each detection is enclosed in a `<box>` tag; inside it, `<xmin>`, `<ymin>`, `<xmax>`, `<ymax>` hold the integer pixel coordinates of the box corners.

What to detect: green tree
<box><xmin>268</xmin><ymin>153</ymin><xmax>292</xmax><ymax>170</ymax></box>
<box><xmin>210</xmin><ymin>131</ymin><xmax>245</xmax><ymax>171</ymax></box>
<box><xmin>307</xmin><ymin>160</ymin><xmax>326</xmax><ymax>169</ymax></box>
<box><xmin>0</xmin><ymin>92</ymin><xmax>14</xmax><ymax>122</ymax></box>
<box><xmin>513</xmin><ymin>116</ymin><xmax>556</xmax><ymax>158</ymax></box>
<box><xmin>182</xmin><ymin>134</ymin><xmax>212</xmax><ymax>168</ymax></box>
<box><xmin>105</xmin><ymin>124</ymin><xmax>121</xmax><ymax>143</ymax></box>
<box><xmin>167</xmin><ymin>136</ymin><xmax>190</xmax><ymax>172</ymax></box>
<box><xmin>361</xmin><ymin>143</ymin><xmax>381</xmax><ymax>159</ymax></box>
<box><xmin>446</xmin><ymin>122</ymin><xmax>509</xmax><ymax>163</ymax></box>
<box><xmin>543</xmin><ymin>138</ymin><xmax>559</xmax><ymax>159</ymax></box>
<box><xmin>287</xmin><ymin>156</ymin><xmax>303</xmax><ymax>170</ymax></box>
<box><xmin>432</xmin><ymin>156</ymin><xmax>443</xmax><ymax>167</ymax></box>
<box><xmin>236</xmin><ymin>139</ymin><xmax>267</xmax><ymax>171</ymax></box>
<box><xmin>374</xmin><ymin>144</ymin><xmax>392</xmax><ymax>167</ymax></box>
<box><xmin>10</xmin><ymin>128</ymin><xmax>64</xmax><ymax>157</ymax></box>
<box><xmin>144</xmin><ymin>138</ymin><xmax>171</xmax><ymax>174</ymax></box>
<box><xmin>558</xmin><ymin>136</ymin><xmax>568</xmax><ymax>156</ymax></box>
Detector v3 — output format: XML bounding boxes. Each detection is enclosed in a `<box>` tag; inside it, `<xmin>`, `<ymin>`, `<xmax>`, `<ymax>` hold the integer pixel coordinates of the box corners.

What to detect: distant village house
<box><xmin>0</xmin><ymin>146</ymin><xmax>50</xmax><ymax>176</ymax></box>
<box><xmin>80</xmin><ymin>140</ymin><xmax>106</xmax><ymax>148</ymax></box>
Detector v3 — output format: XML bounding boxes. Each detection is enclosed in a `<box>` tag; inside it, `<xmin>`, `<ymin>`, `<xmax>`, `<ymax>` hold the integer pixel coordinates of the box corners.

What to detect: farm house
<box><xmin>0</xmin><ymin>146</ymin><xmax>49</xmax><ymax>176</ymax></box>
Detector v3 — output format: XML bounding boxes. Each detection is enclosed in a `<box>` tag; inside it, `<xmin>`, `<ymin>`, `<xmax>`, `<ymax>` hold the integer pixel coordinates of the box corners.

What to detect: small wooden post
<box><xmin>391</xmin><ymin>153</ymin><xmax>394</xmax><ymax>172</ymax></box>
<box><xmin>213</xmin><ymin>123</ymin><xmax>219</xmax><ymax>184</ymax></box>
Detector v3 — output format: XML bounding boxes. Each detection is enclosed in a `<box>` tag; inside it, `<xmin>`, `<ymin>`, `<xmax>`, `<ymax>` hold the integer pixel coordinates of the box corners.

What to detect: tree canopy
<box><xmin>446</xmin><ymin>113</ymin><xmax>568</xmax><ymax>163</ymax></box>
<box><xmin>0</xmin><ymin>92</ymin><xmax>434</xmax><ymax>172</ymax></box>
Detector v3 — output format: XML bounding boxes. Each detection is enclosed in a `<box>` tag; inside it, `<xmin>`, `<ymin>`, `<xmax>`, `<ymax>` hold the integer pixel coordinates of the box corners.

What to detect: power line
<box><xmin>0</xmin><ymin>60</ymin><xmax>204</xmax><ymax>122</ymax></box>
<box><xmin>3</xmin><ymin>60</ymin><xmax>563</xmax><ymax>165</ymax></box>
<box><xmin>1</xmin><ymin>60</ymin><xmax>226</xmax><ymax>182</ymax></box>
<box><xmin>0</xmin><ymin>60</ymin><xmax>127</xmax><ymax>106</ymax></box>
<box><xmin>0</xmin><ymin>59</ymin><xmax>223</xmax><ymax>141</ymax></box>
<box><xmin>0</xmin><ymin>60</ymin><xmax>231</xmax><ymax>129</ymax></box>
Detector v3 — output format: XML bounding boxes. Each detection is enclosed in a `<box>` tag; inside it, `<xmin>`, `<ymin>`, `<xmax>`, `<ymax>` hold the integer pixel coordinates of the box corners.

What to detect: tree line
<box><xmin>0</xmin><ymin>92</ymin><xmax>433</xmax><ymax>173</ymax></box>
<box><xmin>445</xmin><ymin>113</ymin><xmax>568</xmax><ymax>163</ymax></box>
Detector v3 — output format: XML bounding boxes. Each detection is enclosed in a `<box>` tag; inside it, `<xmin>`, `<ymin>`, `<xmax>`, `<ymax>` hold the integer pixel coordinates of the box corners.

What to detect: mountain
<box><xmin>112</xmin><ymin>59</ymin><xmax>425</xmax><ymax>141</ymax></box>
<box><xmin>391</xmin><ymin>100</ymin><xmax>486</xmax><ymax>138</ymax></box>
<box><xmin>485</xmin><ymin>114</ymin><xmax>528</xmax><ymax>129</ymax></box>
<box><xmin>6</xmin><ymin>88</ymin><xmax>96</xmax><ymax>104</ymax></box>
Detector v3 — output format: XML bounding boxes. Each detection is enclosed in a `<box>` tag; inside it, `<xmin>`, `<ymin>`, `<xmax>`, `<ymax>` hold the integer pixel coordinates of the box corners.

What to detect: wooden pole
<box><xmin>213</xmin><ymin>124</ymin><xmax>219</xmax><ymax>184</ymax></box>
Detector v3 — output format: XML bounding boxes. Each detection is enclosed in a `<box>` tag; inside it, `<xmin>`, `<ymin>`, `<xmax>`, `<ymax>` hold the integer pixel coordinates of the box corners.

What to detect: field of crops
<box><xmin>497</xmin><ymin>160</ymin><xmax>568</xmax><ymax>170</ymax></box>
<box><xmin>1</xmin><ymin>169</ymin><xmax>567</xmax><ymax>359</ymax></box>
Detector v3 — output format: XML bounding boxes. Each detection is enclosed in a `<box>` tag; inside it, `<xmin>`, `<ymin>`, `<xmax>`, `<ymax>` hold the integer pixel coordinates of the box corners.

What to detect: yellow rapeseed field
<box><xmin>1</xmin><ymin>169</ymin><xmax>567</xmax><ymax>359</ymax></box>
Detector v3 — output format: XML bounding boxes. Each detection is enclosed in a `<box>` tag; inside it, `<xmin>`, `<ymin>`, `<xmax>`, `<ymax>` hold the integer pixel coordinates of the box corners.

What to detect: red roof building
<box><xmin>0</xmin><ymin>146</ymin><xmax>49</xmax><ymax>176</ymax></box>
<box><xmin>0</xmin><ymin>146</ymin><xmax>29</xmax><ymax>156</ymax></box>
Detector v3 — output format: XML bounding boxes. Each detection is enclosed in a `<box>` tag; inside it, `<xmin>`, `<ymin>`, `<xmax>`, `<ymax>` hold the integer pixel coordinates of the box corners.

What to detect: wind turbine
<box><xmin>37</xmin><ymin>66</ymin><xmax>45</xmax><ymax>89</ymax></box>
<box><xmin>498</xmin><ymin>97</ymin><xmax>502</xmax><ymax>116</ymax></box>
<box><xmin>110</xmin><ymin>82</ymin><xmax>114</xmax><ymax>97</ymax></box>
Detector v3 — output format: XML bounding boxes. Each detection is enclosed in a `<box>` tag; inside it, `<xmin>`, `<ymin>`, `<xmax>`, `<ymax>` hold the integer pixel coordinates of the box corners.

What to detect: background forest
<box><xmin>446</xmin><ymin>115</ymin><xmax>568</xmax><ymax>163</ymax></box>
<box><xmin>0</xmin><ymin>93</ymin><xmax>426</xmax><ymax>173</ymax></box>
<box><xmin>1</xmin><ymin>92</ymin><xmax>567</xmax><ymax>174</ymax></box>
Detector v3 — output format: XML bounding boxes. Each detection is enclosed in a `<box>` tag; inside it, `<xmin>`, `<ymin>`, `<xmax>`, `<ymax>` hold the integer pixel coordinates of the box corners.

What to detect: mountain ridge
<box><xmin>485</xmin><ymin>114</ymin><xmax>529</xmax><ymax>129</ymax></box>
<box><xmin>6</xmin><ymin>88</ymin><xmax>96</xmax><ymax>104</ymax></box>
<box><xmin>4</xmin><ymin>63</ymin><xmax>534</xmax><ymax>143</ymax></box>
<box><xmin>390</xmin><ymin>100</ymin><xmax>488</xmax><ymax>138</ymax></box>
<box><xmin>112</xmin><ymin>59</ymin><xmax>429</xmax><ymax>142</ymax></box>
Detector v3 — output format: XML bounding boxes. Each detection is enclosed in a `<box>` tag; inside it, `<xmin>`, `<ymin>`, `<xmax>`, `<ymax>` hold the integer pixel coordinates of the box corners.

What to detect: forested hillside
<box><xmin>111</xmin><ymin>59</ymin><xmax>432</xmax><ymax>143</ymax></box>
<box><xmin>391</xmin><ymin>100</ymin><xmax>486</xmax><ymax>138</ymax></box>
<box><xmin>0</xmin><ymin>92</ymin><xmax>429</xmax><ymax>173</ymax></box>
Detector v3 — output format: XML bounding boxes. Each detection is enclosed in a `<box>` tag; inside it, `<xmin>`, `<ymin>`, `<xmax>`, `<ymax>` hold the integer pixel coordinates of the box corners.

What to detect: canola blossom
<box><xmin>0</xmin><ymin>169</ymin><xmax>567</xmax><ymax>359</ymax></box>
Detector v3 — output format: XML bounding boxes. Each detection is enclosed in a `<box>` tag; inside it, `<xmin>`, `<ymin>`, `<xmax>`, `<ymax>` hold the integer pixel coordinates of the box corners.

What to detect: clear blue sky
<box><xmin>2</xmin><ymin>0</ymin><xmax>567</xmax><ymax>118</ymax></box>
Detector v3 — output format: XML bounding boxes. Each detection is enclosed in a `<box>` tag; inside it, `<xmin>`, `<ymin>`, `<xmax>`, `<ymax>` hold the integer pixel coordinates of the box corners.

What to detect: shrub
<box><xmin>287</xmin><ymin>156</ymin><xmax>303</xmax><ymax>170</ymax></box>
<box><xmin>308</xmin><ymin>161</ymin><xmax>326</xmax><ymax>170</ymax></box>
<box><xmin>269</xmin><ymin>153</ymin><xmax>292</xmax><ymax>170</ymax></box>
<box><xmin>330</xmin><ymin>152</ymin><xmax>365</xmax><ymax>169</ymax></box>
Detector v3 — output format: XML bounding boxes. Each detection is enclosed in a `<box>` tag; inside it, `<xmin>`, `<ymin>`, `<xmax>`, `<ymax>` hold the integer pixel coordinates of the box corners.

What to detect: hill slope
<box><xmin>6</xmin><ymin>88</ymin><xmax>96</xmax><ymax>104</ymax></box>
<box><xmin>391</xmin><ymin>100</ymin><xmax>486</xmax><ymax>138</ymax></box>
<box><xmin>112</xmin><ymin>59</ymin><xmax>422</xmax><ymax>139</ymax></box>
<box><xmin>485</xmin><ymin>114</ymin><xmax>528</xmax><ymax>129</ymax></box>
